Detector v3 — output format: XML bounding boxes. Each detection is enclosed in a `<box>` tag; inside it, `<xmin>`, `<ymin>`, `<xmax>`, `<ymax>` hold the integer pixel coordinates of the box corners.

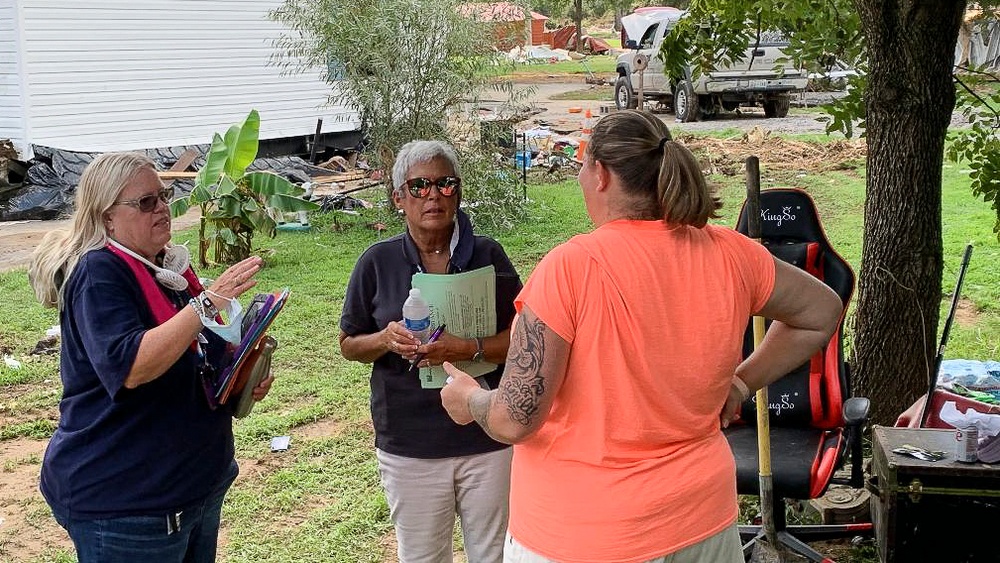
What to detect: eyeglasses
<box><xmin>403</xmin><ymin>176</ymin><xmax>461</xmax><ymax>198</ymax></box>
<box><xmin>113</xmin><ymin>187</ymin><xmax>174</xmax><ymax>213</ymax></box>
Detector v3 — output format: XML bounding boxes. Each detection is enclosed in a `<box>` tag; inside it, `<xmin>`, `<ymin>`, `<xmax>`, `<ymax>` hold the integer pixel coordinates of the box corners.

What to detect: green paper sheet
<box><xmin>412</xmin><ymin>265</ymin><xmax>498</xmax><ymax>388</ymax></box>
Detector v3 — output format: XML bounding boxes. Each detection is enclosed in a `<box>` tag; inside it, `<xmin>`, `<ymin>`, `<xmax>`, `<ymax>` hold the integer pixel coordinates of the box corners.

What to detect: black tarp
<box><xmin>1</xmin><ymin>145</ymin><xmax>334</xmax><ymax>222</ymax></box>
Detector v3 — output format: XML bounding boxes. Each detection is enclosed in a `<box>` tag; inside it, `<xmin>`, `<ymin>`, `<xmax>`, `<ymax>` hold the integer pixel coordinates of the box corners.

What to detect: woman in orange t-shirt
<box><xmin>441</xmin><ymin>110</ymin><xmax>843</xmax><ymax>563</ymax></box>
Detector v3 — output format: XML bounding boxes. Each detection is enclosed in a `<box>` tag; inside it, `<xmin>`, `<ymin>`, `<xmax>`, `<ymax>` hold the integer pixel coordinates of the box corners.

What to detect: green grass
<box><xmin>549</xmin><ymin>85</ymin><xmax>615</xmax><ymax>101</ymax></box>
<box><xmin>510</xmin><ymin>54</ymin><xmax>617</xmax><ymax>77</ymax></box>
<box><xmin>0</xmin><ymin>133</ymin><xmax>997</xmax><ymax>562</ymax></box>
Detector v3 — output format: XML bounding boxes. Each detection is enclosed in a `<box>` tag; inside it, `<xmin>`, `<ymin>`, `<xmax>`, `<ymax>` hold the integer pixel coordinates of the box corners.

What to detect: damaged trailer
<box><xmin>0</xmin><ymin>0</ymin><xmax>360</xmax><ymax>162</ymax></box>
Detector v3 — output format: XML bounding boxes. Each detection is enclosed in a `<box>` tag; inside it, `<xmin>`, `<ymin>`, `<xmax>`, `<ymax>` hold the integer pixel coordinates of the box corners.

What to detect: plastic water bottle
<box><xmin>578</xmin><ymin>109</ymin><xmax>594</xmax><ymax>160</ymax></box>
<box><xmin>402</xmin><ymin>288</ymin><xmax>431</xmax><ymax>343</ymax></box>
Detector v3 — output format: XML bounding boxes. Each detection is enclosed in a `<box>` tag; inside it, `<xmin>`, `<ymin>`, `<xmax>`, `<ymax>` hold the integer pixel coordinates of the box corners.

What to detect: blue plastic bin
<box><xmin>514</xmin><ymin>151</ymin><xmax>532</xmax><ymax>169</ymax></box>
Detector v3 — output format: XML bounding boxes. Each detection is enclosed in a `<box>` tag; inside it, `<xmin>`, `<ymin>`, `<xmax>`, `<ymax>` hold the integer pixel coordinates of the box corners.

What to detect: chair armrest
<box><xmin>843</xmin><ymin>397</ymin><xmax>870</xmax><ymax>426</ymax></box>
<box><xmin>843</xmin><ymin>396</ymin><xmax>870</xmax><ymax>489</ymax></box>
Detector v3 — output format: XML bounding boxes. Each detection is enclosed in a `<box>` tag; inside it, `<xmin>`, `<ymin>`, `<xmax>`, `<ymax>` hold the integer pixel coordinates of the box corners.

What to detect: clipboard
<box><xmin>232</xmin><ymin>335</ymin><xmax>277</xmax><ymax>418</ymax></box>
<box><xmin>205</xmin><ymin>288</ymin><xmax>288</xmax><ymax>408</ymax></box>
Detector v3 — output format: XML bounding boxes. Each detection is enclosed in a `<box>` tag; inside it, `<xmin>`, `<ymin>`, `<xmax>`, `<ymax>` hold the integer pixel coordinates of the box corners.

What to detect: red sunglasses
<box><xmin>404</xmin><ymin>176</ymin><xmax>461</xmax><ymax>198</ymax></box>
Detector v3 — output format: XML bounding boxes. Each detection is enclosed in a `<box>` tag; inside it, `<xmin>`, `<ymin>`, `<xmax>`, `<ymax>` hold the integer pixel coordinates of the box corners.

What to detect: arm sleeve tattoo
<box><xmin>498</xmin><ymin>313</ymin><xmax>547</xmax><ymax>426</ymax></box>
<box><xmin>469</xmin><ymin>389</ymin><xmax>493</xmax><ymax>437</ymax></box>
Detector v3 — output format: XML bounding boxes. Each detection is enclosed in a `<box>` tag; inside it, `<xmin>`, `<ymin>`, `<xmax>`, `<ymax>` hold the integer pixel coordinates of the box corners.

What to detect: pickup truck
<box><xmin>614</xmin><ymin>8</ymin><xmax>808</xmax><ymax>122</ymax></box>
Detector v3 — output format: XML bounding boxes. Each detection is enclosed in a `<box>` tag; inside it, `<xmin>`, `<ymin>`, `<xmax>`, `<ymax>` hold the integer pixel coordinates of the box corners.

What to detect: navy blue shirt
<box><xmin>40</xmin><ymin>248</ymin><xmax>236</xmax><ymax>519</ymax></box>
<box><xmin>340</xmin><ymin>213</ymin><xmax>522</xmax><ymax>458</ymax></box>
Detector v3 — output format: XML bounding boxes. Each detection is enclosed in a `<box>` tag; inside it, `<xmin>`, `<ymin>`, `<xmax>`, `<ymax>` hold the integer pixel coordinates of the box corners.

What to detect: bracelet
<box><xmin>205</xmin><ymin>289</ymin><xmax>232</xmax><ymax>304</ymax></box>
<box><xmin>732</xmin><ymin>376</ymin><xmax>751</xmax><ymax>402</ymax></box>
<box><xmin>197</xmin><ymin>291</ymin><xmax>220</xmax><ymax>319</ymax></box>
<box><xmin>189</xmin><ymin>298</ymin><xmax>205</xmax><ymax>318</ymax></box>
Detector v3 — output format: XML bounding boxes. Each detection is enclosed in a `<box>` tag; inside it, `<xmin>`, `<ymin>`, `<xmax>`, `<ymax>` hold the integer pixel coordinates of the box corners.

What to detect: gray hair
<box><xmin>391</xmin><ymin>140</ymin><xmax>462</xmax><ymax>196</ymax></box>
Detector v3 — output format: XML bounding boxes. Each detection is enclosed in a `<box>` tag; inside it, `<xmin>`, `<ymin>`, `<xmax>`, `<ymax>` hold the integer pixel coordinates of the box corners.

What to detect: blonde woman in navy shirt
<box><xmin>29</xmin><ymin>152</ymin><xmax>273</xmax><ymax>562</ymax></box>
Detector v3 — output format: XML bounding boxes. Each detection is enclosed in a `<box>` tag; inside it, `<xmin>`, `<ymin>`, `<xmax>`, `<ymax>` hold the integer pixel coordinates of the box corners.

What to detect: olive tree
<box><xmin>269</xmin><ymin>0</ymin><xmax>528</xmax><ymax>231</ymax></box>
<box><xmin>662</xmin><ymin>1</ymin><xmax>999</xmax><ymax>424</ymax></box>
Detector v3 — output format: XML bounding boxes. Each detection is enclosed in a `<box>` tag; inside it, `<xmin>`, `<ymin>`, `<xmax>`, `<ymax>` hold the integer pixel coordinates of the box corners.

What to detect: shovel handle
<box><xmin>746</xmin><ymin>156</ymin><xmax>772</xmax><ymax>477</ymax></box>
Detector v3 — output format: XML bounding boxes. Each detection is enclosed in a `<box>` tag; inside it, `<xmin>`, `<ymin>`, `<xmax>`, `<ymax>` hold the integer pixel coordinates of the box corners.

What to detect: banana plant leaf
<box><xmin>224</xmin><ymin>110</ymin><xmax>260</xmax><ymax>179</ymax></box>
<box><xmin>169</xmin><ymin>198</ymin><xmax>190</xmax><ymax>217</ymax></box>
<box><xmin>269</xmin><ymin>193</ymin><xmax>320</xmax><ymax>212</ymax></box>
<box><xmin>174</xmin><ymin>109</ymin><xmax>320</xmax><ymax>264</ymax></box>
<box><xmin>195</xmin><ymin>133</ymin><xmax>229</xmax><ymax>190</ymax></box>
<box><xmin>244</xmin><ymin>171</ymin><xmax>310</xmax><ymax>200</ymax></box>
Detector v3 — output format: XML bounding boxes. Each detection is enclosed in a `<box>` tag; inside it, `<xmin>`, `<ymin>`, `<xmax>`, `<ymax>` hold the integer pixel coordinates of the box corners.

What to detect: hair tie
<box><xmin>658</xmin><ymin>137</ymin><xmax>670</xmax><ymax>152</ymax></box>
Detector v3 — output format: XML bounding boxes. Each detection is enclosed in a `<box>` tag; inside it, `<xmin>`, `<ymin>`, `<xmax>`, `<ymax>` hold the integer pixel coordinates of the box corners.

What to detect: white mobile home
<box><xmin>0</xmin><ymin>0</ymin><xmax>359</xmax><ymax>159</ymax></box>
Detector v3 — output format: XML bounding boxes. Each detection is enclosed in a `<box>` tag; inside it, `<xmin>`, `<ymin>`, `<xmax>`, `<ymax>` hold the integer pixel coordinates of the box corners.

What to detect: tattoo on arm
<box><xmin>469</xmin><ymin>390</ymin><xmax>493</xmax><ymax>438</ymax></box>
<box><xmin>499</xmin><ymin>314</ymin><xmax>547</xmax><ymax>426</ymax></box>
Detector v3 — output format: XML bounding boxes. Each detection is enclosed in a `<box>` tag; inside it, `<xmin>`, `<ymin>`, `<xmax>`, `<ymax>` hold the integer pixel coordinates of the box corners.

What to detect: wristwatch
<box><xmin>472</xmin><ymin>337</ymin><xmax>485</xmax><ymax>362</ymax></box>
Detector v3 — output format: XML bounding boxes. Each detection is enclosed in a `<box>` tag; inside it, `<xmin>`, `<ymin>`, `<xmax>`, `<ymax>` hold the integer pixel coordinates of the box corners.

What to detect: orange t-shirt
<box><xmin>510</xmin><ymin>220</ymin><xmax>775</xmax><ymax>563</ymax></box>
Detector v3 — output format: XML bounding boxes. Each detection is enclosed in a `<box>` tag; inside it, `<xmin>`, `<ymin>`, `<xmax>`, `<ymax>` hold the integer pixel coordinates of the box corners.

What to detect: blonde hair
<box><xmin>29</xmin><ymin>152</ymin><xmax>156</xmax><ymax>309</ymax></box>
<box><xmin>588</xmin><ymin>110</ymin><xmax>721</xmax><ymax>227</ymax></box>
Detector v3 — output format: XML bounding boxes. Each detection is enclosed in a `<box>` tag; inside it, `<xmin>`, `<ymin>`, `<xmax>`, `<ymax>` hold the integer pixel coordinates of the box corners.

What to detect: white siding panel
<box><xmin>0</xmin><ymin>0</ymin><xmax>28</xmax><ymax>157</ymax></box>
<box><xmin>19</xmin><ymin>0</ymin><xmax>359</xmax><ymax>152</ymax></box>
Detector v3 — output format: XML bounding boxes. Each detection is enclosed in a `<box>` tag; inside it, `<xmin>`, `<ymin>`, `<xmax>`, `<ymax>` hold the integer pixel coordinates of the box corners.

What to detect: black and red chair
<box><xmin>725</xmin><ymin>188</ymin><xmax>872</xmax><ymax>561</ymax></box>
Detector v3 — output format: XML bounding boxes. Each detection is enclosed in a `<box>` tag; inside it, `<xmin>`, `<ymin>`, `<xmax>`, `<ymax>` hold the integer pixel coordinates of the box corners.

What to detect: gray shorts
<box><xmin>503</xmin><ymin>523</ymin><xmax>743</xmax><ymax>563</ymax></box>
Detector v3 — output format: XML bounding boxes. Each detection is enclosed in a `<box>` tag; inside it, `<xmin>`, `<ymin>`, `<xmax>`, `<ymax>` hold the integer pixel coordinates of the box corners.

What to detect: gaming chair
<box><xmin>725</xmin><ymin>188</ymin><xmax>872</xmax><ymax>561</ymax></box>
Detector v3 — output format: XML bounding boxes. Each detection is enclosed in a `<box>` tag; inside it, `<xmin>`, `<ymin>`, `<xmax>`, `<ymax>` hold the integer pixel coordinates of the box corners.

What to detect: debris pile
<box><xmin>679</xmin><ymin>127</ymin><xmax>867</xmax><ymax>176</ymax></box>
<box><xmin>0</xmin><ymin>144</ymin><xmax>379</xmax><ymax>222</ymax></box>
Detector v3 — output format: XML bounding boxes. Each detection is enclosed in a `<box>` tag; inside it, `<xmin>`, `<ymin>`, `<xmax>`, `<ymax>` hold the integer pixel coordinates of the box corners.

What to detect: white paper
<box><xmin>939</xmin><ymin>401</ymin><xmax>1000</xmax><ymax>438</ymax></box>
<box><xmin>270</xmin><ymin>435</ymin><xmax>291</xmax><ymax>452</ymax></box>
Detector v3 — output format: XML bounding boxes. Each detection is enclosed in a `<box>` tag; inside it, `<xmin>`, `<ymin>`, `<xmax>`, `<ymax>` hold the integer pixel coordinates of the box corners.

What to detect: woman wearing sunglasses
<box><xmin>339</xmin><ymin>140</ymin><xmax>522</xmax><ymax>562</ymax></box>
<box><xmin>28</xmin><ymin>152</ymin><xmax>273</xmax><ymax>562</ymax></box>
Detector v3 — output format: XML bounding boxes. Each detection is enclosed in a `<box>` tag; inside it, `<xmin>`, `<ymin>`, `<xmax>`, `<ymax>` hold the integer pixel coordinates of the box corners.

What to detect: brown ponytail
<box><xmin>588</xmin><ymin>110</ymin><xmax>721</xmax><ymax>226</ymax></box>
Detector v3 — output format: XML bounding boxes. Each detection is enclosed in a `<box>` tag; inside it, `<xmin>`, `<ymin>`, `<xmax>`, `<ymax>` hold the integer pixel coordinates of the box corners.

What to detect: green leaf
<box><xmin>169</xmin><ymin>198</ymin><xmax>190</xmax><ymax>218</ymax></box>
<box><xmin>268</xmin><ymin>193</ymin><xmax>321</xmax><ymax>212</ymax></box>
<box><xmin>217</xmin><ymin>195</ymin><xmax>244</xmax><ymax>218</ymax></box>
<box><xmin>244</xmin><ymin>171</ymin><xmax>302</xmax><ymax>197</ymax></box>
<box><xmin>196</xmin><ymin>134</ymin><xmax>229</xmax><ymax>189</ymax></box>
<box><xmin>217</xmin><ymin>228</ymin><xmax>237</xmax><ymax>245</ymax></box>
<box><xmin>190</xmin><ymin>183</ymin><xmax>213</xmax><ymax>205</ymax></box>
<box><xmin>224</xmin><ymin>110</ymin><xmax>260</xmax><ymax>178</ymax></box>
<box><xmin>246</xmin><ymin>208</ymin><xmax>274</xmax><ymax>235</ymax></box>
<box><xmin>216</xmin><ymin>177</ymin><xmax>239</xmax><ymax>197</ymax></box>
<box><xmin>243</xmin><ymin>198</ymin><xmax>261</xmax><ymax>213</ymax></box>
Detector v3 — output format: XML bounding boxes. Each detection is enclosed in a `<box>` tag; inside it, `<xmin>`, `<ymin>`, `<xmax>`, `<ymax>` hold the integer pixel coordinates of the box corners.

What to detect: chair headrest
<box><xmin>737</xmin><ymin>188</ymin><xmax>854</xmax><ymax>306</ymax></box>
<box><xmin>737</xmin><ymin>188</ymin><xmax>827</xmax><ymax>243</ymax></box>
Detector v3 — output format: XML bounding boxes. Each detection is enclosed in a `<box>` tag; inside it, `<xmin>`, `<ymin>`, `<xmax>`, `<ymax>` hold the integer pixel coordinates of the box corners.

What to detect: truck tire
<box><xmin>763</xmin><ymin>96</ymin><xmax>790</xmax><ymax>118</ymax></box>
<box><xmin>614</xmin><ymin>76</ymin><xmax>637</xmax><ymax>110</ymax></box>
<box><xmin>674</xmin><ymin>81</ymin><xmax>699</xmax><ymax>122</ymax></box>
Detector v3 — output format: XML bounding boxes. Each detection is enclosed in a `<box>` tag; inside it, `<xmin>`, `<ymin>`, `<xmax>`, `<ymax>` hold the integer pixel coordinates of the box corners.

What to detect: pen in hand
<box><xmin>409</xmin><ymin>324</ymin><xmax>446</xmax><ymax>370</ymax></box>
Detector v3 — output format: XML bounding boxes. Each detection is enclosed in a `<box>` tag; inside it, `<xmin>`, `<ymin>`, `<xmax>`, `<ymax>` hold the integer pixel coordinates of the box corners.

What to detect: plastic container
<box><xmin>402</xmin><ymin>288</ymin><xmax>431</xmax><ymax>343</ymax></box>
<box><xmin>577</xmin><ymin>109</ymin><xmax>594</xmax><ymax>162</ymax></box>
<box><xmin>514</xmin><ymin>151</ymin><xmax>533</xmax><ymax>169</ymax></box>
<box><xmin>582</xmin><ymin>108</ymin><xmax>594</xmax><ymax>133</ymax></box>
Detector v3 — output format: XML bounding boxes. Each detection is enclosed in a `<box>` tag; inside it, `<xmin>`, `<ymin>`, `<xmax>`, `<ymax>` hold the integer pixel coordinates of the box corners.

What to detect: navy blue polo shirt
<box><xmin>340</xmin><ymin>216</ymin><xmax>522</xmax><ymax>458</ymax></box>
<box><xmin>40</xmin><ymin>248</ymin><xmax>236</xmax><ymax>519</ymax></box>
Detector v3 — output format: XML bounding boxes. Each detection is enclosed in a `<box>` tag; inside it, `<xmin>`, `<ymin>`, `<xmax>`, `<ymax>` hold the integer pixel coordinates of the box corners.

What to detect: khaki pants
<box><xmin>376</xmin><ymin>447</ymin><xmax>512</xmax><ymax>563</ymax></box>
<box><xmin>502</xmin><ymin>523</ymin><xmax>743</xmax><ymax>563</ymax></box>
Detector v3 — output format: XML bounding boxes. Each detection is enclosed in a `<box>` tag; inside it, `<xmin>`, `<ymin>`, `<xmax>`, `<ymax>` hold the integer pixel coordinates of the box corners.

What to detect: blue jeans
<box><xmin>50</xmin><ymin>485</ymin><xmax>230</xmax><ymax>563</ymax></box>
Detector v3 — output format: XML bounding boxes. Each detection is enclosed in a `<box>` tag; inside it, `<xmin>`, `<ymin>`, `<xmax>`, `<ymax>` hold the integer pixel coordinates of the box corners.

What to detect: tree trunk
<box><xmin>575</xmin><ymin>0</ymin><xmax>583</xmax><ymax>53</ymax></box>
<box><xmin>851</xmin><ymin>1</ymin><xmax>965</xmax><ymax>425</ymax></box>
